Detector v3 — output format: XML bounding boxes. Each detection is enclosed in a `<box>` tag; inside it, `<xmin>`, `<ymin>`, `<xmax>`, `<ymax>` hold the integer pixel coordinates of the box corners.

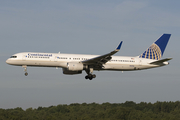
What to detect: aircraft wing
<box><xmin>82</xmin><ymin>41</ymin><xmax>123</xmax><ymax>66</ymax></box>
<box><xmin>149</xmin><ymin>58</ymin><xmax>172</xmax><ymax>65</ymax></box>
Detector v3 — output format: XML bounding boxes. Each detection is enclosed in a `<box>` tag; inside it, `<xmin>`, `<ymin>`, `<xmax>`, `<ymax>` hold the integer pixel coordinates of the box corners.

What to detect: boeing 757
<box><xmin>6</xmin><ymin>34</ymin><xmax>172</xmax><ymax>80</ymax></box>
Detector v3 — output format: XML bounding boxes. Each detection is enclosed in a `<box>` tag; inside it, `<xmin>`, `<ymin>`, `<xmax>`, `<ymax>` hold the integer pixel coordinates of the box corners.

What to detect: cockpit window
<box><xmin>10</xmin><ymin>56</ymin><xmax>17</xmax><ymax>58</ymax></box>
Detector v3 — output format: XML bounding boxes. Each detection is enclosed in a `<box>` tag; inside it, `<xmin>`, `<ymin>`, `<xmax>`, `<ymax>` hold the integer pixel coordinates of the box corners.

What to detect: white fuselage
<box><xmin>5</xmin><ymin>34</ymin><xmax>172</xmax><ymax>79</ymax></box>
<box><xmin>6</xmin><ymin>52</ymin><xmax>167</xmax><ymax>71</ymax></box>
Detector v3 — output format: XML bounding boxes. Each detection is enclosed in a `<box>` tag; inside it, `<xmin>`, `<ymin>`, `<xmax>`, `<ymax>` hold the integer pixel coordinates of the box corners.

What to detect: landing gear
<box><xmin>85</xmin><ymin>67</ymin><xmax>96</xmax><ymax>80</ymax></box>
<box><xmin>22</xmin><ymin>65</ymin><xmax>28</xmax><ymax>76</ymax></box>
<box><xmin>85</xmin><ymin>74</ymin><xmax>96</xmax><ymax>80</ymax></box>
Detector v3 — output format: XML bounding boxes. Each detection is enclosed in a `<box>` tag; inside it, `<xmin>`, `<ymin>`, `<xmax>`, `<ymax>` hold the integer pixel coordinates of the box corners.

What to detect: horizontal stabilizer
<box><xmin>149</xmin><ymin>58</ymin><xmax>172</xmax><ymax>65</ymax></box>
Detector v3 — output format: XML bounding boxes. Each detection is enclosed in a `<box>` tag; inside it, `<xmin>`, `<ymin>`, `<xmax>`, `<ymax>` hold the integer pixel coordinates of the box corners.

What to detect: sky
<box><xmin>0</xmin><ymin>0</ymin><xmax>180</xmax><ymax>110</ymax></box>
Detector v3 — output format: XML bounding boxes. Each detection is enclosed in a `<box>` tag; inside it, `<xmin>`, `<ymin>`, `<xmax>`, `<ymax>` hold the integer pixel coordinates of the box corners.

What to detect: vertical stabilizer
<box><xmin>139</xmin><ymin>34</ymin><xmax>171</xmax><ymax>60</ymax></box>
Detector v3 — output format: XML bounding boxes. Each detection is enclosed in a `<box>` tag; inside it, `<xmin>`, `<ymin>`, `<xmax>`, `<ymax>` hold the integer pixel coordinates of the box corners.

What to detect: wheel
<box><xmin>92</xmin><ymin>74</ymin><xmax>96</xmax><ymax>78</ymax></box>
<box><xmin>85</xmin><ymin>74</ymin><xmax>95</xmax><ymax>80</ymax></box>
<box><xmin>88</xmin><ymin>74</ymin><xmax>93</xmax><ymax>80</ymax></box>
<box><xmin>85</xmin><ymin>76</ymin><xmax>89</xmax><ymax>79</ymax></box>
<box><xmin>25</xmin><ymin>72</ymin><xmax>28</xmax><ymax>76</ymax></box>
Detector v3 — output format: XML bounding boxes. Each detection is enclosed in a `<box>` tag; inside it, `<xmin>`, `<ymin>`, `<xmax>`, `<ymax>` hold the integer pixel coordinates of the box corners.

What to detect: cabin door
<box><xmin>22</xmin><ymin>55</ymin><xmax>27</xmax><ymax>61</ymax></box>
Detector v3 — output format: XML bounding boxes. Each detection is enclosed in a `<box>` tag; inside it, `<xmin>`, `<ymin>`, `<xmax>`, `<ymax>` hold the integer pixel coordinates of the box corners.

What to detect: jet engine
<box><xmin>62</xmin><ymin>62</ymin><xmax>84</xmax><ymax>75</ymax></box>
<box><xmin>67</xmin><ymin>62</ymin><xmax>84</xmax><ymax>71</ymax></box>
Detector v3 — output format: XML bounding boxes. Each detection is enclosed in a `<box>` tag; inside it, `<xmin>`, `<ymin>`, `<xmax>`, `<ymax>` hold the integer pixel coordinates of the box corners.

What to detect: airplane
<box><xmin>6</xmin><ymin>34</ymin><xmax>172</xmax><ymax>80</ymax></box>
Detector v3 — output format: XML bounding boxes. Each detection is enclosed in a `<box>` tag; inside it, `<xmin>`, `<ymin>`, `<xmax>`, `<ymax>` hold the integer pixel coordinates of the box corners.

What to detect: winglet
<box><xmin>116</xmin><ymin>41</ymin><xmax>123</xmax><ymax>51</ymax></box>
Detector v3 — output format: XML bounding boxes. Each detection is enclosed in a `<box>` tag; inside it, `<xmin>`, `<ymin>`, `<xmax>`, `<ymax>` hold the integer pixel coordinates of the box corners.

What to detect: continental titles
<box><xmin>28</xmin><ymin>53</ymin><xmax>52</xmax><ymax>57</ymax></box>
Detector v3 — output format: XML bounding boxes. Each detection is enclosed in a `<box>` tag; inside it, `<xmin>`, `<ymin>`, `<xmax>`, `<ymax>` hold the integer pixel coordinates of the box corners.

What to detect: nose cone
<box><xmin>6</xmin><ymin>59</ymin><xmax>11</xmax><ymax>64</ymax></box>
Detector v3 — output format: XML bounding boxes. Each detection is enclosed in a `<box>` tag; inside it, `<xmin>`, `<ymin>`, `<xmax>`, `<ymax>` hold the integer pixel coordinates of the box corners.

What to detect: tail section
<box><xmin>139</xmin><ymin>34</ymin><xmax>171</xmax><ymax>60</ymax></box>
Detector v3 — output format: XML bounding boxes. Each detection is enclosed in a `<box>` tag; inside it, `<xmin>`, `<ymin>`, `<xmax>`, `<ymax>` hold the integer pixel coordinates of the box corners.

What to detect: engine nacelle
<box><xmin>67</xmin><ymin>62</ymin><xmax>84</xmax><ymax>71</ymax></box>
<box><xmin>63</xmin><ymin>68</ymin><xmax>82</xmax><ymax>75</ymax></box>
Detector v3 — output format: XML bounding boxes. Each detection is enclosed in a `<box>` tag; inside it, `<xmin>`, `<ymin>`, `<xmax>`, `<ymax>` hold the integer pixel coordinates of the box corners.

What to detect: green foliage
<box><xmin>0</xmin><ymin>101</ymin><xmax>180</xmax><ymax>120</ymax></box>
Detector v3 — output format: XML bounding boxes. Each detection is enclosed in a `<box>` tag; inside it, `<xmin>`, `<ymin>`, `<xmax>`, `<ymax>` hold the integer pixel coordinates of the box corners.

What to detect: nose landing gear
<box><xmin>25</xmin><ymin>72</ymin><xmax>28</xmax><ymax>76</ymax></box>
<box><xmin>22</xmin><ymin>65</ymin><xmax>28</xmax><ymax>76</ymax></box>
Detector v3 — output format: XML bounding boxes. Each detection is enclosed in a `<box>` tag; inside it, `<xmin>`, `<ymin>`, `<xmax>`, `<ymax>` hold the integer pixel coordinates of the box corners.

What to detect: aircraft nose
<box><xmin>6</xmin><ymin>59</ymin><xmax>10</xmax><ymax>64</ymax></box>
